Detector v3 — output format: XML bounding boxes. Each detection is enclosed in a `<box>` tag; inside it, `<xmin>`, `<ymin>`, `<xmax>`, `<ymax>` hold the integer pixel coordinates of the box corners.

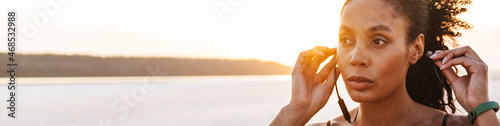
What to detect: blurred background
<box><xmin>0</xmin><ymin>0</ymin><xmax>499</xmax><ymax>125</ymax></box>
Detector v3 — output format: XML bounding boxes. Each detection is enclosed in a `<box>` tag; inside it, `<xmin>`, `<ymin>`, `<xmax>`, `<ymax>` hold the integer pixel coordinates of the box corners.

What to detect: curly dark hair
<box><xmin>342</xmin><ymin>0</ymin><xmax>472</xmax><ymax>113</ymax></box>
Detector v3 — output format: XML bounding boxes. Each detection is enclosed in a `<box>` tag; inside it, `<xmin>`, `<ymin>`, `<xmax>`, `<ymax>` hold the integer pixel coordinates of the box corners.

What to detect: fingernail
<box><xmin>442</xmin><ymin>56</ymin><xmax>448</xmax><ymax>64</ymax></box>
<box><xmin>315</xmin><ymin>51</ymin><xmax>324</xmax><ymax>56</ymax></box>
<box><xmin>430</xmin><ymin>53</ymin><xmax>437</xmax><ymax>58</ymax></box>
<box><xmin>440</xmin><ymin>64</ymin><xmax>445</xmax><ymax>70</ymax></box>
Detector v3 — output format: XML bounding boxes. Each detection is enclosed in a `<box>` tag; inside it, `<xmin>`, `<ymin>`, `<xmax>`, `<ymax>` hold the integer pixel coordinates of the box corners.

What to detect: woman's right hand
<box><xmin>271</xmin><ymin>46</ymin><xmax>340</xmax><ymax>126</ymax></box>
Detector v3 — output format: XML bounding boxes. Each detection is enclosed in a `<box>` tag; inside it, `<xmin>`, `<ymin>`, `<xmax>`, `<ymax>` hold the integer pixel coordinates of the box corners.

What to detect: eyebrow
<box><xmin>339</xmin><ymin>24</ymin><xmax>392</xmax><ymax>34</ymax></box>
<box><xmin>339</xmin><ymin>25</ymin><xmax>352</xmax><ymax>33</ymax></box>
<box><xmin>369</xmin><ymin>25</ymin><xmax>392</xmax><ymax>32</ymax></box>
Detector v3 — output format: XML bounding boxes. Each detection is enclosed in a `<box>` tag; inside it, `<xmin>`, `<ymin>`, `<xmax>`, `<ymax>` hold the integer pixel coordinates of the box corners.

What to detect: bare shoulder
<box><xmin>306</xmin><ymin>113</ymin><xmax>353</xmax><ymax>126</ymax></box>
<box><xmin>305</xmin><ymin>117</ymin><xmax>349</xmax><ymax>126</ymax></box>
<box><xmin>306</xmin><ymin>107</ymin><xmax>358</xmax><ymax>126</ymax></box>
<box><xmin>330</xmin><ymin>107</ymin><xmax>360</xmax><ymax>126</ymax></box>
<box><xmin>306</xmin><ymin>121</ymin><xmax>328</xmax><ymax>126</ymax></box>
<box><xmin>446</xmin><ymin>114</ymin><xmax>472</xmax><ymax>126</ymax></box>
<box><xmin>330</xmin><ymin>114</ymin><xmax>351</xmax><ymax>126</ymax></box>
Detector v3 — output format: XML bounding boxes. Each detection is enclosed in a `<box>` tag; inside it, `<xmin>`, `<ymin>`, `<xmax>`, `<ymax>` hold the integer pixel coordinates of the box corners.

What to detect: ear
<box><xmin>409</xmin><ymin>34</ymin><xmax>425</xmax><ymax>64</ymax></box>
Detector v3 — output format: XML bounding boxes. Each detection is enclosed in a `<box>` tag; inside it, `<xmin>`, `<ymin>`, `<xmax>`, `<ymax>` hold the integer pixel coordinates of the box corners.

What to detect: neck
<box><xmin>355</xmin><ymin>83</ymin><xmax>420</xmax><ymax>125</ymax></box>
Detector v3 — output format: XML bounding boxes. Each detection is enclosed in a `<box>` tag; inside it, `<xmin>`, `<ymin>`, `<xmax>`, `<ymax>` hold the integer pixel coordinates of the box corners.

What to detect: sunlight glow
<box><xmin>0</xmin><ymin>0</ymin><xmax>498</xmax><ymax>70</ymax></box>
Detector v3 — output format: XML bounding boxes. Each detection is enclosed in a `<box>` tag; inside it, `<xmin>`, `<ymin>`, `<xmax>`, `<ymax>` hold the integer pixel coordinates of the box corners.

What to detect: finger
<box><xmin>294</xmin><ymin>49</ymin><xmax>318</xmax><ymax>70</ymax></box>
<box><xmin>293</xmin><ymin>49</ymin><xmax>315</xmax><ymax>78</ymax></box>
<box><xmin>312</xmin><ymin>46</ymin><xmax>332</xmax><ymax>68</ymax></box>
<box><xmin>440</xmin><ymin>56</ymin><xmax>487</xmax><ymax>85</ymax></box>
<box><xmin>295</xmin><ymin>49</ymin><xmax>324</xmax><ymax>81</ymax></box>
<box><xmin>441</xmin><ymin>57</ymin><xmax>486</xmax><ymax>76</ymax></box>
<box><xmin>311</xmin><ymin>46</ymin><xmax>337</xmax><ymax>71</ymax></box>
<box><xmin>427</xmin><ymin>49</ymin><xmax>445</xmax><ymax>59</ymax></box>
<box><xmin>317</xmin><ymin>55</ymin><xmax>337</xmax><ymax>82</ymax></box>
<box><xmin>313</xmin><ymin>46</ymin><xmax>329</xmax><ymax>54</ymax></box>
<box><xmin>324</xmin><ymin>65</ymin><xmax>340</xmax><ymax>90</ymax></box>
<box><xmin>329</xmin><ymin>47</ymin><xmax>337</xmax><ymax>55</ymax></box>
<box><xmin>295</xmin><ymin>49</ymin><xmax>316</xmax><ymax>66</ymax></box>
<box><xmin>441</xmin><ymin>57</ymin><xmax>474</xmax><ymax>70</ymax></box>
<box><xmin>292</xmin><ymin>50</ymin><xmax>318</xmax><ymax>97</ymax></box>
<box><xmin>430</xmin><ymin>46</ymin><xmax>482</xmax><ymax>64</ymax></box>
<box><xmin>314</xmin><ymin>46</ymin><xmax>336</xmax><ymax>56</ymax></box>
<box><xmin>317</xmin><ymin>48</ymin><xmax>337</xmax><ymax>81</ymax></box>
<box><xmin>308</xmin><ymin>50</ymin><xmax>331</xmax><ymax>75</ymax></box>
<box><xmin>433</xmin><ymin>60</ymin><xmax>459</xmax><ymax>84</ymax></box>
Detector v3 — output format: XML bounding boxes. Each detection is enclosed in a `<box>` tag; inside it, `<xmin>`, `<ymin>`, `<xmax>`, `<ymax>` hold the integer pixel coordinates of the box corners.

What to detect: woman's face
<box><xmin>338</xmin><ymin>0</ymin><xmax>412</xmax><ymax>102</ymax></box>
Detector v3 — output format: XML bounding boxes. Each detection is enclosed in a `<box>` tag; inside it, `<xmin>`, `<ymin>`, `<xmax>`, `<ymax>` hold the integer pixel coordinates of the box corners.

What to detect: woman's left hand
<box><xmin>428</xmin><ymin>46</ymin><xmax>488</xmax><ymax>112</ymax></box>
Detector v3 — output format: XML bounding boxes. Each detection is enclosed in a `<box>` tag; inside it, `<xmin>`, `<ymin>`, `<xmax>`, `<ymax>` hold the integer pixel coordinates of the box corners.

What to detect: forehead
<box><xmin>340</xmin><ymin>0</ymin><xmax>406</xmax><ymax>32</ymax></box>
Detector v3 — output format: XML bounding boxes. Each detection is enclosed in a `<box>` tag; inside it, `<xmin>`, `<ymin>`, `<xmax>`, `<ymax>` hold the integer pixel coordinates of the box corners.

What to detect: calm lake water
<box><xmin>0</xmin><ymin>74</ymin><xmax>499</xmax><ymax>126</ymax></box>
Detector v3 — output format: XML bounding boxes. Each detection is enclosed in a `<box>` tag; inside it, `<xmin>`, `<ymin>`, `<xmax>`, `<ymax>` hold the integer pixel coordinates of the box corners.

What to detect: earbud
<box><xmin>426</xmin><ymin>51</ymin><xmax>433</xmax><ymax>58</ymax></box>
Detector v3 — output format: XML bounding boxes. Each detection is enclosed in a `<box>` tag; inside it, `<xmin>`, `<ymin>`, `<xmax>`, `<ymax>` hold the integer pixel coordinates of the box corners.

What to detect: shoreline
<box><xmin>0</xmin><ymin>75</ymin><xmax>291</xmax><ymax>85</ymax></box>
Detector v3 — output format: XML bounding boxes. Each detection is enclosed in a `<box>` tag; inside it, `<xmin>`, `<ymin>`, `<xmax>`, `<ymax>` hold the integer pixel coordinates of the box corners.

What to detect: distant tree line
<box><xmin>0</xmin><ymin>54</ymin><xmax>292</xmax><ymax>77</ymax></box>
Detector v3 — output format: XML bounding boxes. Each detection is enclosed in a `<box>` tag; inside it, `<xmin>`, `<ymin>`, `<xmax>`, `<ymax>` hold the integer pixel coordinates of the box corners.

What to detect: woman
<box><xmin>271</xmin><ymin>0</ymin><xmax>499</xmax><ymax>125</ymax></box>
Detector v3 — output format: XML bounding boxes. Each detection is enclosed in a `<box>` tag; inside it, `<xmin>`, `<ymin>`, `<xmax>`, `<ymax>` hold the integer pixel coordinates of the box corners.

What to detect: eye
<box><xmin>372</xmin><ymin>37</ymin><xmax>388</xmax><ymax>46</ymax></box>
<box><xmin>339</xmin><ymin>37</ymin><xmax>352</xmax><ymax>45</ymax></box>
<box><xmin>373</xmin><ymin>39</ymin><xmax>386</xmax><ymax>45</ymax></box>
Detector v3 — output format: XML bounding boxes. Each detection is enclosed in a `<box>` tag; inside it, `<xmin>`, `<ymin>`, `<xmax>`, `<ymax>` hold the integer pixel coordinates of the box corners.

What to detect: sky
<box><xmin>1</xmin><ymin>0</ymin><xmax>500</xmax><ymax>70</ymax></box>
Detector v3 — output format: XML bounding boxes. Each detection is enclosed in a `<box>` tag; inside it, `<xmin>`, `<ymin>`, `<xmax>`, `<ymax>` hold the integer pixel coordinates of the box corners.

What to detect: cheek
<box><xmin>375</xmin><ymin>52</ymin><xmax>409</xmax><ymax>81</ymax></box>
<box><xmin>372</xmin><ymin>48</ymin><xmax>410</xmax><ymax>91</ymax></box>
<box><xmin>336</xmin><ymin>47</ymin><xmax>349</xmax><ymax>74</ymax></box>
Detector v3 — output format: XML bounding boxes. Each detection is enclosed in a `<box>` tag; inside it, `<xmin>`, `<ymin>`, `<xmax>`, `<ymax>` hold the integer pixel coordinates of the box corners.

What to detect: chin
<box><xmin>345</xmin><ymin>86</ymin><xmax>383</xmax><ymax>103</ymax></box>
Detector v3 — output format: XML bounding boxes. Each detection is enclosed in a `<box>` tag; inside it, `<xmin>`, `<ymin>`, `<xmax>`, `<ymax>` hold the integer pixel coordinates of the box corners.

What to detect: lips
<box><xmin>347</xmin><ymin>76</ymin><xmax>374</xmax><ymax>90</ymax></box>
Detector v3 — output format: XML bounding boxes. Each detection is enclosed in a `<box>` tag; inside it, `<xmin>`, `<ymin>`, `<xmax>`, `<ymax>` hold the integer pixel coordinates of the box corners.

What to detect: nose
<box><xmin>350</xmin><ymin>44</ymin><xmax>368</xmax><ymax>67</ymax></box>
